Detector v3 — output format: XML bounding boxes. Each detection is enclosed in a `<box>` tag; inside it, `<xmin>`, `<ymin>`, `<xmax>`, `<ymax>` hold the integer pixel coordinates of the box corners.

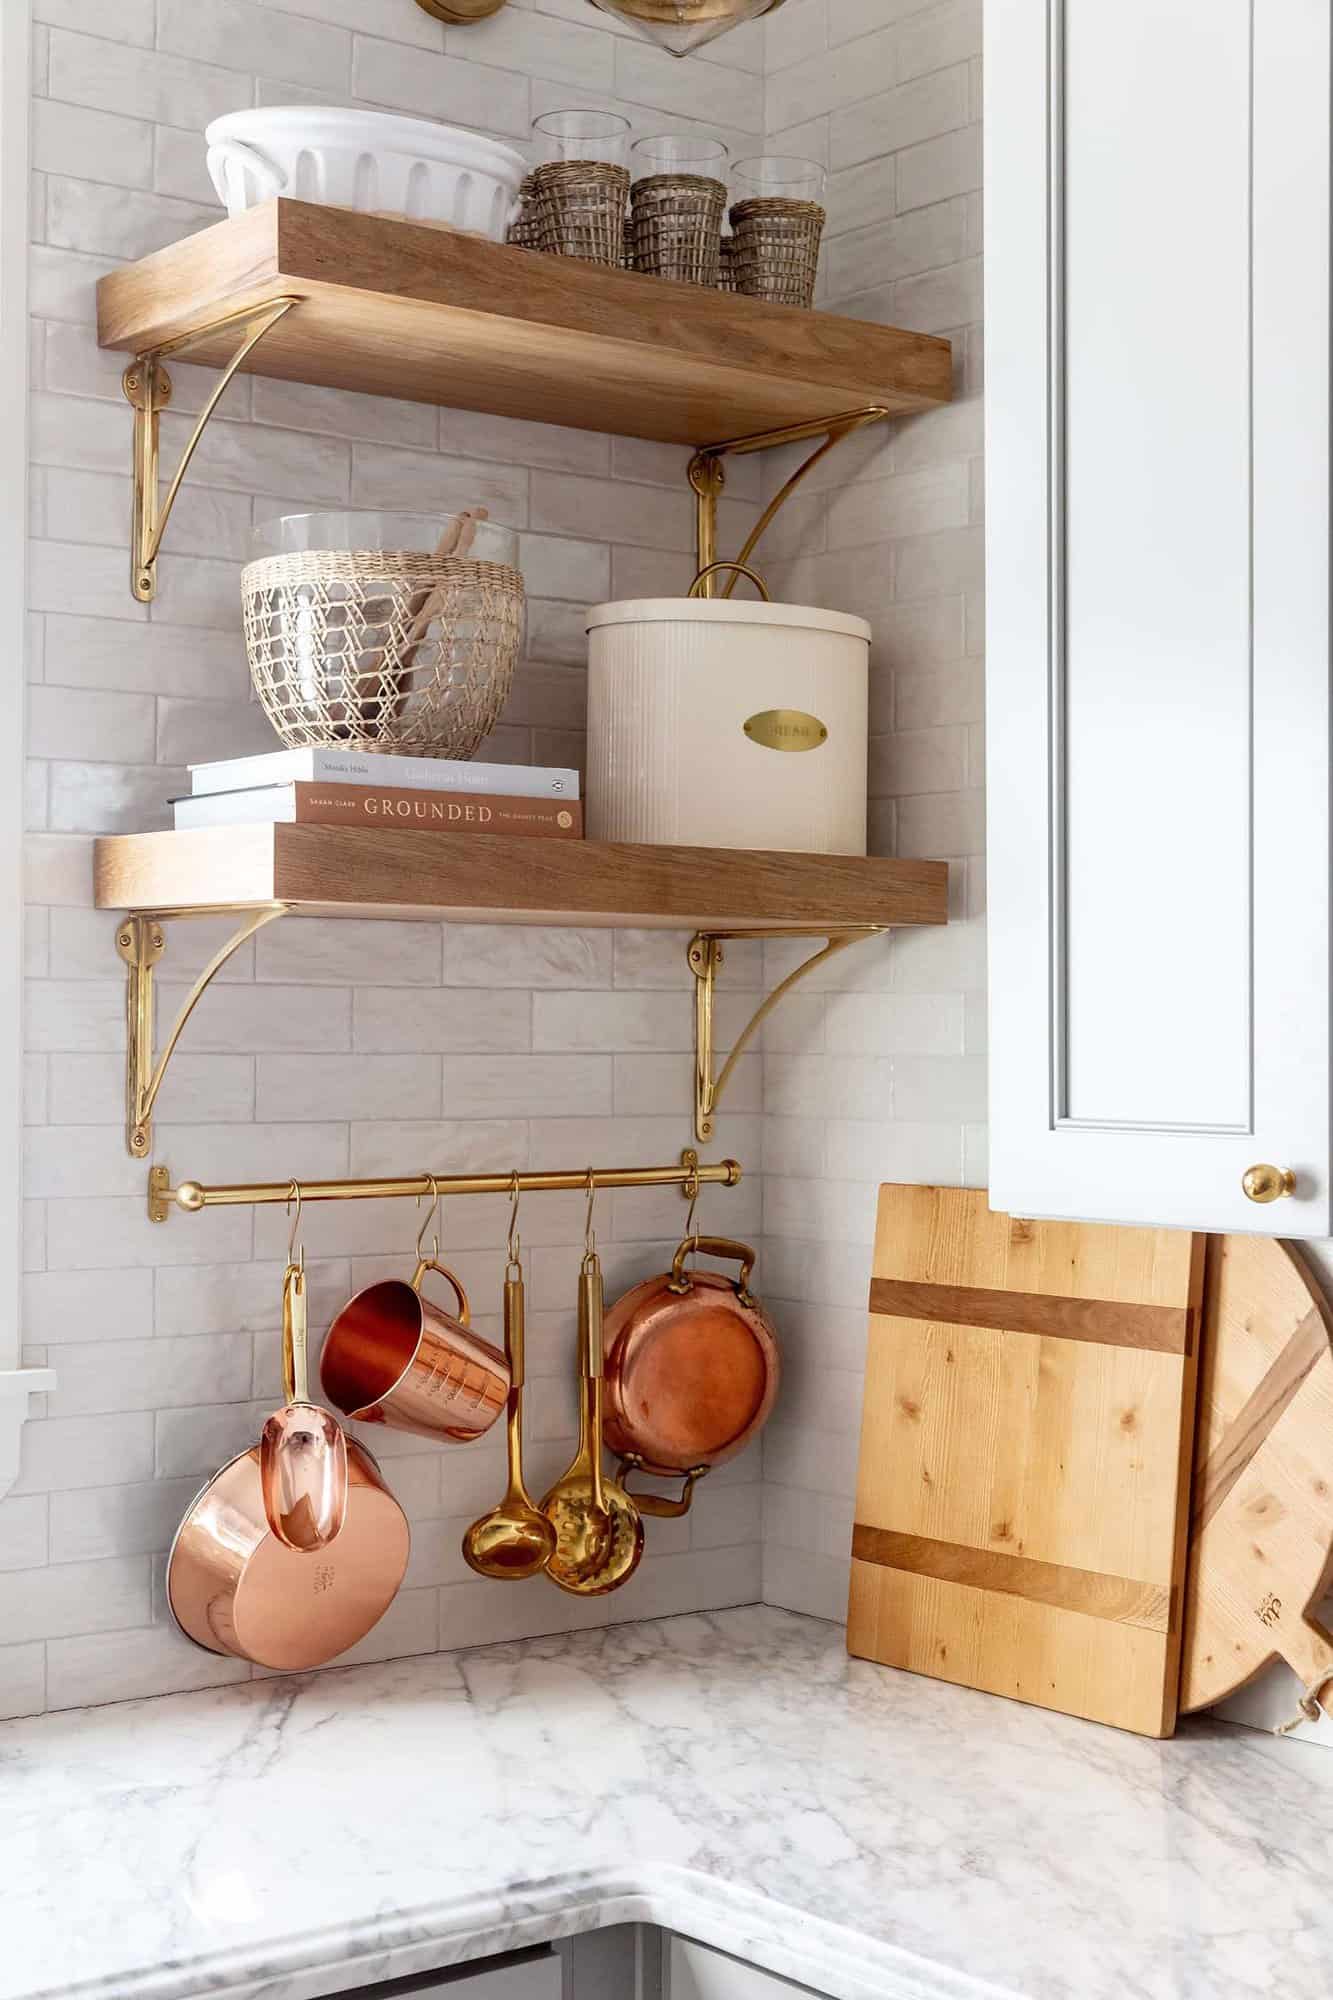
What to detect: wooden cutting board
<box><xmin>1181</xmin><ymin>1234</ymin><xmax>1333</xmax><ymax>1720</ymax></box>
<box><xmin>847</xmin><ymin>1185</ymin><xmax>1205</xmax><ymax>1737</ymax></box>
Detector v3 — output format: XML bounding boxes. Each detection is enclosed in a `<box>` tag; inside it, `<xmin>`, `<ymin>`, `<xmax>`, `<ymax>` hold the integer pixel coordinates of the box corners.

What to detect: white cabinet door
<box><xmin>985</xmin><ymin>0</ymin><xmax>1332</xmax><ymax>1234</ymax></box>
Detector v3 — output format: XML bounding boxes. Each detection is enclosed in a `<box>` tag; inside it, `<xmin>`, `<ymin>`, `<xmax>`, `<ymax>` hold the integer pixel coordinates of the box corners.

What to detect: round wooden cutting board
<box><xmin>1181</xmin><ymin>1235</ymin><xmax>1333</xmax><ymax>1718</ymax></box>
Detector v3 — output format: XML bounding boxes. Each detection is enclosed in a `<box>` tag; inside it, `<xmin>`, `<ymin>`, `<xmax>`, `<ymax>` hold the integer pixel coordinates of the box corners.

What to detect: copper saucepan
<box><xmin>602</xmin><ymin>1234</ymin><xmax>780</xmax><ymax>1504</ymax></box>
<box><xmin>321</xmin><ymin>1256</ymin><xmax>510</xmax><ymax>1443</ymax></box>
<box><xmin>167</xmin><ymin>1271</ymin><xmax>410</xmax><ymax>1672</ymax></box>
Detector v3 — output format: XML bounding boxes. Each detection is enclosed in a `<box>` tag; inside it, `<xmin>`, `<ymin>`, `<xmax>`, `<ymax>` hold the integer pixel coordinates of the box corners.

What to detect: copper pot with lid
<box><xmin>602</xmin><ymin>1235</ymin><xmax>779</xmax><ymax>1503</ymax></box>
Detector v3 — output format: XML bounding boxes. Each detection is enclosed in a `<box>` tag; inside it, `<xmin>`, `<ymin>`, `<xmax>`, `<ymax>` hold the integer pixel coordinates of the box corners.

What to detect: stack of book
<box><xmin>173</xmin><ymin>748</ymin><xmax>583</xmax><ymax>841</ymax></box>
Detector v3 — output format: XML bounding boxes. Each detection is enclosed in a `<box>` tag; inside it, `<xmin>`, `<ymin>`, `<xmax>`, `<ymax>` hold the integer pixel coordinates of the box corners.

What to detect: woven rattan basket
<box><xmin>532</xmin><ymin>160</ymin><xmax>629</xmax><ymax>265</ymax></box>
<box><xmin>729</xmin><ymin>196</ymin><xmax>825</xmax><ymax>308</ymax></box>
<box><xmin>242</xmin><ymin>547</ymin><xmax>525</xmax><ymax>756</ymax></box>
<box><xmin>630</xmin><ymin>173</ymin><xmax>726</xmax><ymax>286</ymax></box>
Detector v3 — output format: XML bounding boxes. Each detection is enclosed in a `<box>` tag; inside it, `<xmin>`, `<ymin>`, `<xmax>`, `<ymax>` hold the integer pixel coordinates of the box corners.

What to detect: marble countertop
<box><xmin>3</xmin><ymin>1606</ymin><xmax>1331</xmax><ymax>2000</ymax></box>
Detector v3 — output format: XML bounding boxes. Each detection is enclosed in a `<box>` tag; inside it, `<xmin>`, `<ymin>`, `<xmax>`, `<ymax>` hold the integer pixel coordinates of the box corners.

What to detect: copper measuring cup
<box><xmin>260</xmin><ymin>1192</ymin><xmax>349</xmax><ymax>1552</ymax></box>
<box><xmin>320</xmin><ymin>1177</ymin><xmax>510</xmax><ymax>1443</ymax></box>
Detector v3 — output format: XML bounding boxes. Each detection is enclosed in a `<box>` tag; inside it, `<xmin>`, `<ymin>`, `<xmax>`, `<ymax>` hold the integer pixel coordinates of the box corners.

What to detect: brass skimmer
<box><xmin>542</xmin><ymin>1175</ymin><xmax>644</xmax><ymax>1595</ymax></box>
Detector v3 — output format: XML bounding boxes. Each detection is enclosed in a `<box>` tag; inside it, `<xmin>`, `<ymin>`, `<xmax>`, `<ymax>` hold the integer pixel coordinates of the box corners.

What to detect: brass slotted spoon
<box><xmin>541</xmin><ymin>1182</ymin><xmax>644</xmax><ymax>1596</ymax></box>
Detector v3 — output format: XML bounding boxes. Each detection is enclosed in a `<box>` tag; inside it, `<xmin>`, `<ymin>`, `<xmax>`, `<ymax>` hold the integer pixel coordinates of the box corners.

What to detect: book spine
<box><xmin>308</xmin><ymin>756</ymin><xmax>578</xmax><ymax>800</ymax></box>
<box><xmin>194</xmin><ymin>754</ymin><xmax>578</xmax><ymax>798</ymax></box>
<box><xmin>292</xmin><ymin>785</ymin><xmax>583</xmax><ymax>838</ymax></box>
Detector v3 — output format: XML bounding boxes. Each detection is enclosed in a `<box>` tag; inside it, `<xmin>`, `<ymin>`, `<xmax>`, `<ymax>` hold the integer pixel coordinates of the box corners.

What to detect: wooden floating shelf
<box><xmin>94</xmin><ymin>826</ymin><xmax>949</xmax><ymax>932</ymax></box>
<box><xmin>95</xmin><ymin>198</ymin><xmax>953</xmax><ymax>443</ymax></box>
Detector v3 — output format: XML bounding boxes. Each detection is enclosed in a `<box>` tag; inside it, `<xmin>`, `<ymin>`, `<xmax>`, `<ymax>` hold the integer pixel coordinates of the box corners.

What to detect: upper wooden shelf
<box><xmin>96</xmin><ymin>199</ymin><xmax>953</xmax><ymax>443</ymax></box>
<box><xmin>94</xmin><ymin>826</ymin><xmax>949</xmax><ymax>932</ymax></box>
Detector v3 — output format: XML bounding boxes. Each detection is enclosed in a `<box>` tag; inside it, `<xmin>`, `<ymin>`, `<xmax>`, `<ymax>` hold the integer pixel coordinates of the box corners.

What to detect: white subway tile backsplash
<box><xmin>158</xmin><ymin>0</ymin><xmax>351</xmax><ymax>91</ymax></box>
<box><xmin>45</xmin><ymin>1623</ymin><xmax>250</xmax><ymax>1709</ymax></box>
<box><xmin>258</xmin><ymin>919</ymin><xmax>442</xmax><ymax>987</ymax></box>
<box><xmin>0</xmin><ymin>1555</ymin><xmax>150</xmax><ymax>1642</ymax></box>
<box><xmin>28</xmin><ymin>686</ymin><xmax>156</xmax><ymax>765</ymax></box>
<box><xmin>617</xmin><ymin>37</ymin><xmax>763</xmax><ymax>129</ymax></box>
<box><xmin>44</xmin><ymin>175</ymin><xmax>215</xmax><ymax>260</ymax></box>
<box><xmin>24</xmin><ymin>1268</ymin><xmax>153</xmax><ymax>1347</ymax></box>
<box><xmin>446</xmin><ymin>9</ymin><xmax>613</xmax><ymax>93</ymax></box>
<box><xmin>352</xmin><ymin>35</ymin><xmax>529</xmax><ymax>137</ymax></box>
<box><xmin>47</xmin><ymin>30</ymin><xmax>251</xmax><ymax>130</ymax></box>
<box><xmin>36</xmin><ymin>0</ymin><xmax>155</xmax><ymax>43</ymax></box>
<box><xmin>45</xmin><ymin>1197</ymin><xmax>254</xmax><ymax>1271</ymax></box>
<box><xmin>14</xmin><ymin>0</ymin><xmax>983</xmax><ymax>1706</ymax></box>
<box><xmin>0</xmin><ymin>1645</ymin><xmax>48</xmax><ymax>1721</ymax></box>
<box><xmin>896</xmin><ymin>0</ymin><xmax>982</xmax><ymax>83</ymax></box>
<box><xmin>47</xmin><ymin>1477</ymin><xmax>200</xmax><ymax>1563</ymax></box>
<box><xmin>32</xmin><ymin>99</ymin><xmax>155</xmax><ymax>186</ymax></box>
<box><xmin>13</xmin><ymin>1412</ymin><xmax>155</xmax><ymax>1495</ymax></box>
<box><xmin>0</xmin><ymin>1496</ymin><xmax>49</xmax><ymax>1572</ymax></box>
<box><xmin>45</xmin><ymin>1336</ymin><xmax>253</xmax><ymax>1418</ymax></box>
<box><xmin>830</xmin><ymin>61</ymin><xmax>969</xmax><ymax>171</ymax></box>
<box><xmin>354</xmin><ymin>986</ymin><xmax>530</xmax><ymax>1053</ymax></box>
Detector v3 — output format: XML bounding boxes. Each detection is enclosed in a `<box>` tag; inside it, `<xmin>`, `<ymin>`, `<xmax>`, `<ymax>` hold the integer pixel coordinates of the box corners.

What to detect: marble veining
<box><xmin>2</xmin><ymin>1607</ymin><xmax>1330</xmax><ymax>2000</ymax></box>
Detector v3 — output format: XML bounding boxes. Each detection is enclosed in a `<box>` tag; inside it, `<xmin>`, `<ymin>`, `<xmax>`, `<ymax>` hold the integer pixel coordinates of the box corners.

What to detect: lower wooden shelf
<box><xmin>93</xmin><ymin>825</ymin><xmax>949</xmax><ymax>931</ymax></box>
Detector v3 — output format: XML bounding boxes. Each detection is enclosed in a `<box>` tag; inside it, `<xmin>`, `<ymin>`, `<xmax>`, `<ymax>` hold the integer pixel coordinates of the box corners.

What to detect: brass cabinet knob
<box><xmin>1242</xmin><ymin>1164</ymin><xmax>1297</xmax><ymax>1204</ymax></box>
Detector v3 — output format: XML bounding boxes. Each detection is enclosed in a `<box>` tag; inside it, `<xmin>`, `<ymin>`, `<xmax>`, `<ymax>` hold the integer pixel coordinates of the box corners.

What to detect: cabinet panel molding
<box><xmin>986</xmin><ymin>0</ymin><xmax>1331</xmax><ymax>1233</ymax></box>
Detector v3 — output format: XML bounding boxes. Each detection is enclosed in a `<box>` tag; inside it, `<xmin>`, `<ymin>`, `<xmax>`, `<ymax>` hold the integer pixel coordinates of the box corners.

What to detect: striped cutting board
<box><xmin>847</xmin><ymin>1185</ymin><xmax>1205</xmax><ymax>1737</ymax></box>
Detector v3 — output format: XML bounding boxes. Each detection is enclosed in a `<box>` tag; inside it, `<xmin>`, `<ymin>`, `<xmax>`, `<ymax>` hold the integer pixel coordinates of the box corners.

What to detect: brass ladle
<box><xmin>542</xmin><ymin>1175</ymin><xmax>644</xmax><ymax>1596</ymax></box>
<box><xmin>461</xmin><ymin>1178</ymin><xmax>557</xmax><ymax>1582</ymax></box>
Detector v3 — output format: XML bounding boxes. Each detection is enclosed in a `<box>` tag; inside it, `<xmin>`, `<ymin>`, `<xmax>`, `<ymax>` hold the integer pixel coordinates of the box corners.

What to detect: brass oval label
<box><xmin>743</xmin><ymin>709</ymin><xmax>829</xmax><ymax>753</ymax></box>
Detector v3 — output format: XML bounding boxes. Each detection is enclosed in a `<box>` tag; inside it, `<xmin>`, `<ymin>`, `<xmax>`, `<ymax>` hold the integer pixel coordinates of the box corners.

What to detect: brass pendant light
<box><xmin>415</xmin><ymin>0</ymin><xmax>506</xmax><ymax>21</ymax></box>
<box><xmin>414</xmin><ymin>0</ymin><xmax>785</xmax><ymax>55</ymax></box>
<box><xmin>584</xmin><ymin>0</ymin><xmax>786</xmax><ymax>56</ymax></box>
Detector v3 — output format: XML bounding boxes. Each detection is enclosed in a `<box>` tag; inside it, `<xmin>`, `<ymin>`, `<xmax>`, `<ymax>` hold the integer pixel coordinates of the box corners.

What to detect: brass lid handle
<box><xmin>1242</xmin><ymin>1164</ymin><xmax>1297</xmax><ymax>1204</ymax></box>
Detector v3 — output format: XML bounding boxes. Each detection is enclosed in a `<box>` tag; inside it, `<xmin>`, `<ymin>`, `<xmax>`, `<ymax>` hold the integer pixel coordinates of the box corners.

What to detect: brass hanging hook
<box><xmin>507</xmin><ymin>1170</ymin><xmax>522</xmax><ymax>1274</ymax></box>
<box><xmin>682</xmin><ymin>1180</ymin><xmax>701</xmax><ymax>1260</ymax></box>
<box><xmin>584</xmin><ymin>1169</ymin><xmax>598</xmax><ymax>1257</ymax></box>
<box><xmin>415</xmin><ymin>1173</ymin><xmax>441</xmax><ymax>1263</ymax></box>
<box><xmin>285</xmin><ymin>1180</ymin><xmax>304</xmax><ymax>1273</ymax></box>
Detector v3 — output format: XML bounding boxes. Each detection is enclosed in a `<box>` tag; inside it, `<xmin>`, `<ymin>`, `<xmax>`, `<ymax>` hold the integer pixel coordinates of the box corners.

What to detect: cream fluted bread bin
<box><xmin>205</xmin><ymin>109</ymin><xmax>525</xmax><ymax>241</ymax></box>
<box><xmin>585</xmin><ymin>597</ymin><xmax>869</xmax><ymax>854</ymax></box>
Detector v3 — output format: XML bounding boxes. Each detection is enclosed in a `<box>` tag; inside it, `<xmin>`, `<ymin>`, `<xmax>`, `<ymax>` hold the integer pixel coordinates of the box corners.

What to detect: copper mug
<box><xmin>320</xmin><ymin>1257</ymin><xmax>510</xmax><ymax>1442</ymax></box>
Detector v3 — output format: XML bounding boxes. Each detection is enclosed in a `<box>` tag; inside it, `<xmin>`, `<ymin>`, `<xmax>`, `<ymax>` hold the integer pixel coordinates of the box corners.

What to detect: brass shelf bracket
<box><xmin>123</xmin><ymin>295</ymin><xmax>300</xmax><ymax>602</ymax></box>
<box><xmin>688</xmin><ymin>405</ymin><xmax>893</xmax><ymax>597</ymax></box>
<box><xmin>117</xmin><ymin>905</ymin><xmax>289</xmax><ymax>1162</ymax></box>
<box><xmin>689</xmin><ymin>925</ymin><xmax>890</xmax><ymax>1143</ymax></box>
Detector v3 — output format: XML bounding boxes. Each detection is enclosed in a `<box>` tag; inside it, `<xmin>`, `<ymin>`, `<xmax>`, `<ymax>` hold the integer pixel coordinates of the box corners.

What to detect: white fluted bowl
<box><xmin>205</xmin><ymin>107</ymin><xmax>525</xmax><ymax>241</ymax></box>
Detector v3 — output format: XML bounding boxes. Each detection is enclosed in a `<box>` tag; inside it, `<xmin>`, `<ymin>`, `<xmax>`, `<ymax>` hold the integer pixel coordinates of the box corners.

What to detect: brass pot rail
<box><xmin>148</xmin><ymin>1149</ymin><xmax>739</xmax><ymax>1223</ymax></box>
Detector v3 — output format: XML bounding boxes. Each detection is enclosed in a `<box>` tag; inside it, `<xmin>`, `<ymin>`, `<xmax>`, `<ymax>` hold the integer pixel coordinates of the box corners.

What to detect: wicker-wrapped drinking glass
<box><xmin>631</xmin><ymin>175</ymin><xmax>727</xmax><ymax>285</ymax></box>
<box><xmin>728</xmin><ymin>196</ymin><xmax>825</xmax><ymax>309</ymax></box>
<box><xmin>532</xmin><ymin>160</ymin><xmax>630</xmax><ymax>265</ymax></box>
<box><xmin>506</xmin><ymin>173</ymin><xmax>543</xmax><ymax>250</ymax></box>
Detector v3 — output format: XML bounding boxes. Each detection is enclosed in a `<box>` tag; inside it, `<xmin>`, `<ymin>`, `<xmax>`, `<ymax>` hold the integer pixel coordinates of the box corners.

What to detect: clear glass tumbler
<box><xmin>532</xmin><ymin>108</ymin><xmax>631</xmax><ymax>168</ymax></box>
<box><xmin>731</xmin><ymin>155</ymin><xmax>828</xmax><ymax>205</ymax></box>
<box><xmin>530</xmin><ymin>110</ymin><xmax>632</xmax><ymax>265</ymax></box>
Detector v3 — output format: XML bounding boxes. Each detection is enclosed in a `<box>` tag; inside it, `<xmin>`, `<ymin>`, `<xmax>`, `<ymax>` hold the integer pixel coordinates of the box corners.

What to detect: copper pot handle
<box><xmin>668</xmin><ymin>1235</ymin><xmax>757</xmax><ymax>1307</ymax></box>
<box><xmin>410</xmin><ymin>1256</ymin><xmax>471</xmax><ymax>1325</ymax></box>
<box><xmin>618</xmin><ymin>1454</ymin><xmax>710</xmax><ymax>1518</ymax></box>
